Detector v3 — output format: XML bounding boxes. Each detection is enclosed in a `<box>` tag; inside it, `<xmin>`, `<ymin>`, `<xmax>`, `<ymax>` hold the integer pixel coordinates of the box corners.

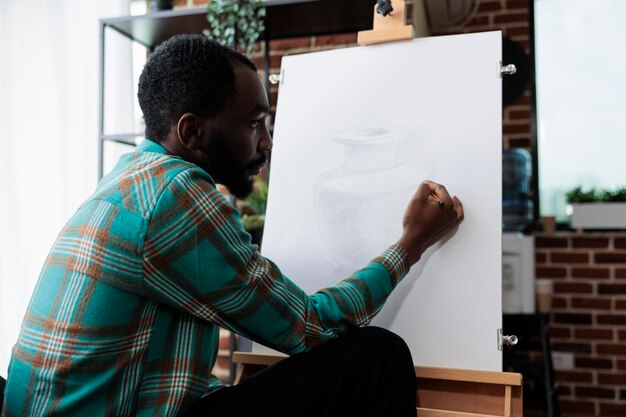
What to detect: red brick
<box><xmin>511</xmin><ymin>94</ymin><xmax>529</xmax><ymax>106</ymax></box>
<box><xmin>251</xmin><ymin>55</ymin><xmax>282</xmax><ymax>71</ymax></box>
<box><xmin>269</xmin><ymin>37</ymin><xmax>312</xmax><ymax>51</ymax></box>
<box><xmin>553</xmin><ymin>342</ymin><xmax>591</xmax><ymax>354</ymax></box>
<box><xmin>535</xmin><ymin>252</ymin><xmax>547</xmax><ymax>264</ymax></box>
<box><xmin>503</xmin><ymin>123</ymin><xmax>530</xmax><ymax>135</ymax></box>
<box><xmin>536</xmin><ymin>237</ymin><xmax>569</xmax><ymax>248</ymax></box>
<box><xmin>616</xmin><ymin>300</ymin><xmax>626</xmax><ymax>310</ymax></box>
<box><xmin>494</xmin><ymin>12</ymin><xmax>529</xmax><ymax>25</ymax></box>
<box><xmin>573</xmin><ymin>237</ymin><xmax>610</xmax><ymax>248</ymax></box>
<box><xmin>575</xmin><ymin>328</ymin><xmax>614</xmax><ymax>340</ymax></box>
<box><xmin>193</xmin><ymin>0</ymin><xmax>209</xmax><ymax>4</ymax></box>
<box><xmin>575</xmin><ymin>386</ymin><xmax>616</xmax><ymax>399</ymax></box>
<box><xmin>535</xmin><ymin>267</ymin><xmax>567</xmax><ymax>278</ymax></box>
<box><xmin>557</xmin><ymin>384</ymin><xmax>572</xmax><ymax>396</ymax></box>
<box><xmin>559</xmin><ymin>400</ymin><xmax>595</xmax><ymax>414</ymax></box>
<box><xmin>598</xmin><ymin>314</ymin><xmax>626</xmax><ymax>325</ymax></box>
<box><xmin>572</xmin><ymin>297</ymin><xmax>611</xmax><ymax>310</ymax></box>
<box><xmin>556</xmin><ymin>370</ymin><xmax>593</xmax><ymax>383</ymax></box>
<box><xmin>551</xmin><ymin>252</ymin><xmax>589</xmax><ymax>264</ymax></box>
<box><xmin>554</xmin><ymin>313</ymin><xmax>592</xmax><ymax>325</ymax></box>
<box><xmin>618</xmin><ymin>359</ymin><xmax>626</xmax><ymax>370</ymax></box>
<box><xmin>615</xmin><ymin>238</ymin><xmax>626</xmax><ymax>249</ymax></box>
<box><xmin>313</xmin><ymin>33</ymin><xmax>357</xmax><ymax>47</ymax></box>
<box><xmin>477</xmin><ymin>0</ymin><xmax>502</xmax><ymax>13</ymax></box>
<box><xmin>616</xmin><ymin>269</ymin><xmax>626</xmax><ymax>279</ymax></box>
<box><xmin>269</xmin><ymin>90</ymin><xmax>278</xmax><ymax>107</ymax></box>
<box><xmin>503</xmin><ymin>26</ymin><xmax>529</xmax><ymax>38</ymax></box>
<box><xmin>268</xmin><ymin>55</ymin><xmax>283</xmax><ymax>70</ymax></box>
<box><xmin>552</xmin><ymin>296</ymin><xmax>567</xmax><ymax>309</ymax></box>
<box><xmin>576</xmin><ymin>356</ymin><xmax>613</xmax><ymax>369</ymax></box>
<box><xmin>597</xmin><ymin>344</ymin><xmax>626</xmax><ymax>356</ymax></box>
<box><xmin>507</xmin><ymin>109</ymin><xmax>529</xmax><ymax>120</ymax></box>
<box><xmin>598</xmin><ymin>373</ymin><xmax>626</xmax><ymax>385</ymax></box>
<box><xmin>600</xmin><ymin>402</ymin><xmax>626</xmax><ymax>416</ymax></box>
<box><xmin>465</xmin><ymin>16</ymin><xmax>490</xmax><ymax>28</ymax></box>
<box><xmin>572</xmin><ymin>267</ymin><xmax>610</xmax><ymax>279</ymax></box>
<box><xmin>553</xmin><ymin>282</ymin><xmax>593</xmax><ymax>294</ymax></box>
<box><xmin>549</xmin><ymin>325</ymin><xmax>571</xmax><ymax>338</ymax></box>
<box><xmin>599</xmin><ymin>284</ymin><xmax>626</xmax><ymax>295</ymax></box>
<box><xmin>507</xmin><ymin>137</ymin><xmax>531</xmax><ymax>148</ymax></box>
<box><xmin>597</xmin><ymin>253</ymin><xmax>626</xmax><ymax>263</ymax></box>
<box><xmin>505</xmin><ymin>0</ymin><xmax>531</xmax><ymax>10</ymax></box>
<box><xmin>619</xmin><ymin>329</ymin><xmax>626</xmax><ymax>340</ymax></box>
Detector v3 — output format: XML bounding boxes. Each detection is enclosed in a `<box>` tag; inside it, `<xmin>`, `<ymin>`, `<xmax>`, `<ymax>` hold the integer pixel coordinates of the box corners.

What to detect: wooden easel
<box><xmin>231</xmin><ymin>4</ymin><xmax>523</xmax><ymax>416</ymax></box>
<box><xmin>357</xmin><ymin>0</ymin><xmax>414</xmax><ymax>46</ymax></box>
<box><xmin>233</xmin><ymin>352</ymin><xmax>523</xmax><ymax>417</ymax></box>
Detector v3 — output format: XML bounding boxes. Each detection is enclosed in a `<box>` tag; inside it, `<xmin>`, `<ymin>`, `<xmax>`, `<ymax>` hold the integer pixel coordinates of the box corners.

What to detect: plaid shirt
<box><xmin>2</xmin><ymin>139</ymin><xmax>410</xmax><ymax>417</ymax></box>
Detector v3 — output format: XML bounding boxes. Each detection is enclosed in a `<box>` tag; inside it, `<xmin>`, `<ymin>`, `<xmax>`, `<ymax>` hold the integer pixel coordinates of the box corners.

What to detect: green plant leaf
<box><xmin>206</xmin><ymin>0</ymin><xmax>265</xmax><ymax>58</ymax></box>
<box><xmin>566</xmin><ymin>186</ymin><xmax>626</xmax><ymax>203</ymax></box>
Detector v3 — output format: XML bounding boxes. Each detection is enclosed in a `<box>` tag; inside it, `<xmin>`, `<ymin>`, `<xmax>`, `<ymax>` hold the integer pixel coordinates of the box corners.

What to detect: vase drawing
<box><xmin>314</xmin><ymin>127</ymin><xmax>423</xmax><ymax>271</ymax></box>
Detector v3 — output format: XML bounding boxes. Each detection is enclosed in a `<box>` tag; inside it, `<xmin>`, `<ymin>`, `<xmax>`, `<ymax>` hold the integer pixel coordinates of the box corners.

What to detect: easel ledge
<box><xmin>233</xmin><ymin>352</ymin><xmax>523</xmax><ymax>417</ymax></box>
<box><xmin>357</xmin><ymin>0</ymin><xmax>414</xmax><ymax>45</ymax></box>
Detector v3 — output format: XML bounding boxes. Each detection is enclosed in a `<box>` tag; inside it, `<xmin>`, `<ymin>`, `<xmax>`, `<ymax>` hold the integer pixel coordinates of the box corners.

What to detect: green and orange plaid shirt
<box><xmin>2</xmin><ymin>139</ymin><xmax>410</xmax><ymax>417</ymax></box>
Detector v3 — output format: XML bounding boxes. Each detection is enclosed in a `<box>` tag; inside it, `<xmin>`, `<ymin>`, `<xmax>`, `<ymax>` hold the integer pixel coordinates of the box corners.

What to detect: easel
<box><xmin>231</xmin><ymin>3</ymin><xmax>523</xmax><ymax>416</ymax></box>
<box><xmin>233</xmin><ymin>352</ymin><xmax>523</xmax><ymax>417</ymax></box>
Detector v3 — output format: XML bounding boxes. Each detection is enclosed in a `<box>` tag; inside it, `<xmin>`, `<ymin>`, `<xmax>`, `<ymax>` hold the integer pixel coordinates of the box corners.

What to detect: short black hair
<box><xmin>138</xmin><ymin>34</ymin><xmax>257</xmax><ymax>143</ymax></box>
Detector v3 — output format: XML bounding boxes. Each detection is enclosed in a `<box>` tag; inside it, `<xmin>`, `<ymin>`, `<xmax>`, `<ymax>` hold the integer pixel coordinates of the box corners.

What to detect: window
<box><xmin>534</xmin><ymin>0</ymin><xmax>626</xmax><ymax>221</ymax></box>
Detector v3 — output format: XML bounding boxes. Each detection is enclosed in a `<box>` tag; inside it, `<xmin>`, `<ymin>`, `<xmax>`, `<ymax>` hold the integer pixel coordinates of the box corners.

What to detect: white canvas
<box><xmin>260</xmin><ymin>32</ymin><xmax>503</xmax><ymax>371</ymax></box>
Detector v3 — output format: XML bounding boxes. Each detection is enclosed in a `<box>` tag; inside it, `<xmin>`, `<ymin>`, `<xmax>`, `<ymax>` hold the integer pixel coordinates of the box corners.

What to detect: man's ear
<box><xmin>176</xmin><ymin>113</ymin><xmax>209</xmax><ymax>152</ymax></box>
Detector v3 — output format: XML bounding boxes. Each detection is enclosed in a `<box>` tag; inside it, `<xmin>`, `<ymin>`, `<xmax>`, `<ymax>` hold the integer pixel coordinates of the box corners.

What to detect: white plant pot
<box><xmin>569</xmin><ymin>202</ymin><xmax>626</xmax><ymax>229</ymax></box>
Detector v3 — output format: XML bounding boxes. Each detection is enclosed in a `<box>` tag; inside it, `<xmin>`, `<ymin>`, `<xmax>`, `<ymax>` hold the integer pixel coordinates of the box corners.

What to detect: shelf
<box><xmin>99</xmin><ymin>0</ymin><xmax>378</xmax><ymax>178</ymax></box>
<box><xmin>101</xmin><ymin>0</ymin><xmax>376</xmax><ymax>49</ymax></box>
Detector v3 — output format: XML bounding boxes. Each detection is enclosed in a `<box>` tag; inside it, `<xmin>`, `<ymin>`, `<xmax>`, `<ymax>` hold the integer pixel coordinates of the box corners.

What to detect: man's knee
<box><xmin>353</xmin><ymin>327</ymin><xmax>416</xmax><ymax>390</ymax></box>
<box><xmin>350</xmin><ymin>327</ymin><xmax>413</xmax><ymax>366</ymax></box>
<box><xmin>356</xmin><ymin>326</ymin><xmax>409</xmax><ymax>349</ymax></box>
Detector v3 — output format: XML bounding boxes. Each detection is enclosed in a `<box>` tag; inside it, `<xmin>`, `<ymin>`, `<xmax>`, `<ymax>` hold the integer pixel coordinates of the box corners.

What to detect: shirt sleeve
<box><xmin>142</xmin><ymin>168</ymin><xmax>410</xmax><ymax>355</ymax></box>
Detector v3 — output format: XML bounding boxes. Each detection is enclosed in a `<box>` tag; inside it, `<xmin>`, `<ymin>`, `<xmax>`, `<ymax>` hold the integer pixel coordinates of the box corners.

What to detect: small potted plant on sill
<box><xmin>566</xmin><ymin>186</ymin><xmax>626</xmax><ymax>230</ymax></box>
<box><xmin>204</xmin><ymin>0</ymin><xmax>266</xmax><ymax>58</ymax></box>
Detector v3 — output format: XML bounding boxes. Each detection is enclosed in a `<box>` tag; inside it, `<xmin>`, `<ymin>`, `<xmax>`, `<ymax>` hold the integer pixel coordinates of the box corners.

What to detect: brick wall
<box><xmin>536</xmin><ymin>233</ymin><xmax>626</xmax><ymax>416</ymax></box>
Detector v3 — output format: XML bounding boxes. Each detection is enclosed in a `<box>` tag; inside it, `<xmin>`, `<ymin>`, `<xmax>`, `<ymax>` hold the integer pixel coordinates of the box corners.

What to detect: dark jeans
<box><xmin>182</xmin><ymin>326</ymin><xmax>416</xmax><ymax>417</ymax></box>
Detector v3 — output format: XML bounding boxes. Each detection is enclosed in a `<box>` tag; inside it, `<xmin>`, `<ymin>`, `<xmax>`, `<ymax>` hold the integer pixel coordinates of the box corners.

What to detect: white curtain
<box><xmin>0</xmin><ymin>0</ymin><xmax>132</xmax><ymax>377</ymax></box>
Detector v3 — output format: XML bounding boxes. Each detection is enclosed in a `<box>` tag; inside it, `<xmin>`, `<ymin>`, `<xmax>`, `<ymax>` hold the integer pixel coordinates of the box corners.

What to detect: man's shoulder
<box><xmin>91</xmin><ymin>152</ymin><xmax>214</xmax><ymax>218</ymax></box>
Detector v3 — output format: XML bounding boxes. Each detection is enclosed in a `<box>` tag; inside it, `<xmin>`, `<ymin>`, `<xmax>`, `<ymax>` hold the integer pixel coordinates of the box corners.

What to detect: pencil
<box><xmin>430</xmin><ymin>193</ymin><xmax>445</xmax><ymax>208</ymax></box>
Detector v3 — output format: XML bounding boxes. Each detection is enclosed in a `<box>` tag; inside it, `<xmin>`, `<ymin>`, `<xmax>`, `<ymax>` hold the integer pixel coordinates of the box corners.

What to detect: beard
<box><xmin>204</xmin><ymin>129</ymin><xmax>266</xmax><ymax>200</ymax></box>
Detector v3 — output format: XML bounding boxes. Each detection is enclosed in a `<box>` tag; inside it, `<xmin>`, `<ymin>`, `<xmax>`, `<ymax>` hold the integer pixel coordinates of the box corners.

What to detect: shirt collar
<box><xmin>135</xmin><ymin>139</ymin><xmax>170</xmax><ymax>155</ymax></box>
<box><xmin>135</xmin><ymin>138</ymin><xmax>216</xmax><ymax>184</ymax></box>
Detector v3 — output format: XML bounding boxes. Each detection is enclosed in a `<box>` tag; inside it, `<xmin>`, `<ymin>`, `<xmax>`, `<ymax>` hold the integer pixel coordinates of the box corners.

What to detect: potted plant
<box><xmin>204</xmin><ymin>0</ymin><xmax>266</xmax><ymax>58</ymax></box>
<box><xmin>566</xmin><ymin>186</ymin><xmax>626</xmax><ymax>229</ymax></box>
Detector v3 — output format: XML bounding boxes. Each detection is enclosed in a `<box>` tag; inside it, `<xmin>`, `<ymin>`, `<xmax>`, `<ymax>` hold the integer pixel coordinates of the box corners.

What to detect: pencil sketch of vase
<box><xmin>314</xmin><ymin>127</ymin><xmax>424</xmax><ymax>272</ymax></box>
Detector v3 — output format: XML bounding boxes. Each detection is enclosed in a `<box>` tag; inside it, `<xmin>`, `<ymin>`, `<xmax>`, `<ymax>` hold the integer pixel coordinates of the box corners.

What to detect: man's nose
<box><xmin>259</xmin><ymin>125</ymin><xmax>273</xmax><ymax>153</ymax></box>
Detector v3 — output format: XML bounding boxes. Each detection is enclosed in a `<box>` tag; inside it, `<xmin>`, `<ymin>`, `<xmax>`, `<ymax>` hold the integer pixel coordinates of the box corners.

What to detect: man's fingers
<box><xmin>453</xmin><ymin>196</ymin><xmax>464</xmax><ymax>224</ymax></box>
<box><xmin>421</xmin><ymin>180</ymin><xmax>452</xmax><ymax>207</ymax></box>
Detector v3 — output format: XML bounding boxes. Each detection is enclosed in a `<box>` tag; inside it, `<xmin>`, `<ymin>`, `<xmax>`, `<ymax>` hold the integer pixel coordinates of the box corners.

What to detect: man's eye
<box><xmin>249</xmin><ymin>119</ymin><xmax>261</xmax><ymax>128</ymax></box>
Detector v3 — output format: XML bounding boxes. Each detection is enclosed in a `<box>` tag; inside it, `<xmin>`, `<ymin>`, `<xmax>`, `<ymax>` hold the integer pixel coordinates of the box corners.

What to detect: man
<box><xmin>2</xmin><ymin>35</ymin><xmax>463</xmax><ymax>417</ymax></box>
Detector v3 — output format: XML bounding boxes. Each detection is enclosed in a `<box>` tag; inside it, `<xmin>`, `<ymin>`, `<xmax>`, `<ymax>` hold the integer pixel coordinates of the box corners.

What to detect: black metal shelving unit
<box><xmin>97</xmin><ymin>0</ymin><xmax>377</xmax><ymax>178</ymax></box>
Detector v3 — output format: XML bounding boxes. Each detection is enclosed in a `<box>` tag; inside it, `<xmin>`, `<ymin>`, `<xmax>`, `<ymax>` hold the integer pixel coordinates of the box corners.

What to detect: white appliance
<box><xmin>502</xmin><ymin>232</ymin><xmax>535</xmax><ymax>313</ymax></box>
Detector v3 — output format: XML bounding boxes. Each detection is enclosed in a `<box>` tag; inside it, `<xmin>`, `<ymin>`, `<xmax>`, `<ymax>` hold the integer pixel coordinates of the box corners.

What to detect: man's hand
<box><xmin>397</xmin><ymin>180</ymin><xmax>464</xmax><ymax>265</ymax></box>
